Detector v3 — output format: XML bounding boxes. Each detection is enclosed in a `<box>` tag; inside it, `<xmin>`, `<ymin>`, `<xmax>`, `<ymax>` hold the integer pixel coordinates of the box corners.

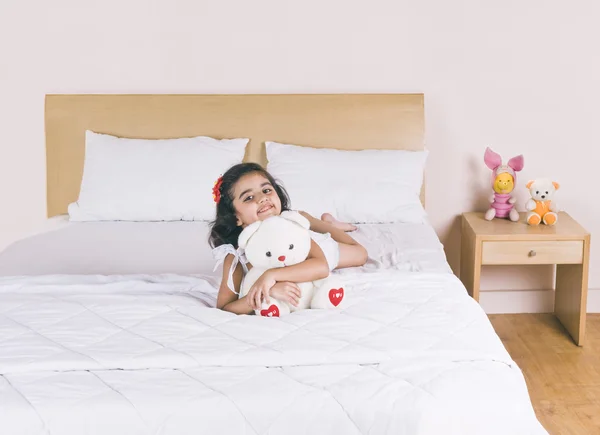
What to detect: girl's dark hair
<box><xmin>208</xmin><ymin>163</ymin><xmax>291</xmax><ymax>248</ymax></box>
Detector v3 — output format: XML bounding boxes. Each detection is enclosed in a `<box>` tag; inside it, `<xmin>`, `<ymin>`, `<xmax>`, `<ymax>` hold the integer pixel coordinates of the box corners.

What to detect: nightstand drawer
<box><xmin>481</xmin><ymin>240</ymin><xmax>584</xmax><ymax>265</ymax></box>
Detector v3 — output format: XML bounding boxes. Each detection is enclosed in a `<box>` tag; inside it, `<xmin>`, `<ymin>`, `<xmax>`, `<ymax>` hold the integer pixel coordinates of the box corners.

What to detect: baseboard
<box><xmin>479</xmin><ymin>288</ymin><xmax>600</xmax><ymax>314</ymax></box>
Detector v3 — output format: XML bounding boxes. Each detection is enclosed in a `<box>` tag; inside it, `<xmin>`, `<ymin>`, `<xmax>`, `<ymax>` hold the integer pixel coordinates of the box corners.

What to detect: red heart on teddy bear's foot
<box><xmin>260</xmin><ymin>305</ymin><xmax>280</xmax><ymax>317</ymax></box>
<box><xmin>328</xmin><ymin>288</ymin><xmax>344</xmax><ymax>307</ymax></box>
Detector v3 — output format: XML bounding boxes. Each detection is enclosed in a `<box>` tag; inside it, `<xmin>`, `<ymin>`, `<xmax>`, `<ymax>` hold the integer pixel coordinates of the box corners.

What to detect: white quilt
<box><xmin>0</xmin><ymin>271</ymin><xmax>548</xmax><ymax>435</ymax></box>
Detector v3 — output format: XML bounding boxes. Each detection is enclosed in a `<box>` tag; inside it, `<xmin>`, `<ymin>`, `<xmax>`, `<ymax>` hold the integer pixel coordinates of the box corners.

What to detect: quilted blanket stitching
<box><xmin>88</xmin><ymin>370</ymin><xmax>150</xmax><ymax>428</ymax></box>
<box><xmin>1</xmin><ymin>374</ymin><xmax>49</xmax><ymax>433</ymax></box>
<box><xmin>174</xmin><ymin>368</ymin><xmax>260</xmax><ymax>434</ymax></box>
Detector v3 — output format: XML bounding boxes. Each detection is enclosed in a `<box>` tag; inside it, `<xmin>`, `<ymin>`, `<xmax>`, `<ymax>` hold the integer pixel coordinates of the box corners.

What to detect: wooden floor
<box><xmin>489</xmin><ymin>314</ymin><xmax>600</xmax><ymax>435</ymax></box>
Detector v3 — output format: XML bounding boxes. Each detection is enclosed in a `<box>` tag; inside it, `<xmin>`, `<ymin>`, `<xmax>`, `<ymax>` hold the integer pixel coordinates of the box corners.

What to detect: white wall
<box><xmin>1</xmin><ymin>0</ymin><xmax>599</xmax><ymax>310</ymax></box>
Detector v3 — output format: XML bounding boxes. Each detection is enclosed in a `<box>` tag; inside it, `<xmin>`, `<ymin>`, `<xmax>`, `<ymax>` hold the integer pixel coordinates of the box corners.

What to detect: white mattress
<box><xmin>0</xmin><ymin>218</ymin><xmax>547</xmax><ymax>434</ymax></box>
<box><xmin>0</xmin><ymin>216</ymin><xmax>452</xmax><ymax>276</ymax></box>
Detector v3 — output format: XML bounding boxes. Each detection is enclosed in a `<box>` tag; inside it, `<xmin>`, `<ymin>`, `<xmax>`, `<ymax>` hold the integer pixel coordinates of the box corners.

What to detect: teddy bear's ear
<box><xmin>280</xmin><ymin>211</ymin><xmax>310</xmax><ymax>229</ymax></box>
<box><xmin>552</xmin><ymin>181</ymin><xmax>560</xmax><ymax>190</ymax></box>
<box><xmin>238</xmin><ymin>220</ymin><xmax>262</xmax><ymax>249</ymax></box>
<box><xmin>526</xmin><ymin>180</ymin><xmax>535</xmax><ymax>189</ymax></box>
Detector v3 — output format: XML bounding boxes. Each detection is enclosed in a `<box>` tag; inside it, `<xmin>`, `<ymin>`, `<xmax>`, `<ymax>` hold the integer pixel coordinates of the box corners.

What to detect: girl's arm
<box><xmin>247</xmin><ymin>240</ymin><xmax>329</xmax><ymax>309</ymax></box>
<box><xmin>217</xmin><ymin>254</ymin><xmax>304</xmax><ymax>313</ymax></box>
<box><xmin>216</xmin><ymin>253</ymin><xmax>254</xmax><ymax>315</ymax></box>
<box><xmin>270</xmin><ymin>239</ymin><xmax>329</xmax><ymax>282</ymax></box>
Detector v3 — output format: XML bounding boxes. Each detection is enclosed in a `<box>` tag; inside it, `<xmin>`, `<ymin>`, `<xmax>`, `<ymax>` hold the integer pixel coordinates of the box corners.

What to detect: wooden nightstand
<box><xmin>461</xmin><ymin>212</ymin><xmax>591</xmax><ymax>346</ymax></box>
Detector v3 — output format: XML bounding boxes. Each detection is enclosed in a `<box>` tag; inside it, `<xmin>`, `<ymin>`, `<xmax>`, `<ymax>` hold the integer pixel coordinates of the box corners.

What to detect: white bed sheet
<box><xmin>344</xmin><ymin>221</ymin><xmax>452</xmax><ymax>274</ymax></box>
<box><xmin>0</xmin><ymin>271</ymin><xmax>547</xmax><ymax>435</ymax></box>
<box><xmin>0</xmin><ymin>216</ymin><xmax>451</xmax><ymax>276</ymax></box>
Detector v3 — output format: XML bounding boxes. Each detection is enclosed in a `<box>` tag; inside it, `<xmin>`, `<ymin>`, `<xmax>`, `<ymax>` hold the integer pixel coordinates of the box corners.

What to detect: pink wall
<box><xmin>1</xmin><ymin>0</ymin><xmax>598</xmax><ymax>309</ymax></box>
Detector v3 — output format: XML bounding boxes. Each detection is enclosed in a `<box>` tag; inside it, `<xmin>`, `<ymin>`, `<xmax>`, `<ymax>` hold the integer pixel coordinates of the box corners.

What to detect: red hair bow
<box><xmin>212</xmin><ymin>176</ymin><xmax>224</xmax><ymax>204</ymax></box>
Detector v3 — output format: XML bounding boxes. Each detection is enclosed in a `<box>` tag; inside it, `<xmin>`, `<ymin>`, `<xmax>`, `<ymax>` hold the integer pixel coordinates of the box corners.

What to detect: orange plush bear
<box><xmin>525</xmin><ymin>179</ymin><xmax>560</xmax><ymax>225</ymax></box>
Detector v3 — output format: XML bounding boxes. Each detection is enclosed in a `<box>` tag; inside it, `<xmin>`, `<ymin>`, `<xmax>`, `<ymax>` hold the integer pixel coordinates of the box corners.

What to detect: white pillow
<box><xmin>266</xmin><ymin>141</ymin><xmax>428</xmax><ymax>224</ymax></box>
<box><xmin>68</xmin><ymin>131</ymin><xmax>248</xmax><ymax>221</ymax></box>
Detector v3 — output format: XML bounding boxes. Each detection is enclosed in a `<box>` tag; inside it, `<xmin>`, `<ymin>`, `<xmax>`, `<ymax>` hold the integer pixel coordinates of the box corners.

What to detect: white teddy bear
<box><xmin>525</xmin><ymin>178</ymin><xmax>560</xmax><ymax>226</ymax></box>
<box><xmin>238</xmin><ymin>211</ymin><xmax>346</xmax><ymax>317</ymax></box>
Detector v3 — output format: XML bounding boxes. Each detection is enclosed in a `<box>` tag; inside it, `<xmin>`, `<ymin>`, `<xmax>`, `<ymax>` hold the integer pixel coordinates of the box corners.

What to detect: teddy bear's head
<box><xmin>526</xmin><ymin>178</ymin><xmax>560</xmax><ymax>202</ymax></box>
<box><xmin>238</xmin><ymin>211</ymin><xmax>311</xmax><ymax>269</ymax></box>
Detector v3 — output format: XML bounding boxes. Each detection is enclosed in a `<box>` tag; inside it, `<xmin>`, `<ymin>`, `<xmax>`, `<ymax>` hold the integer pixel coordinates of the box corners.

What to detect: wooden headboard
<box><xmin>45</xmin><ymin>94</ymin><xmax>425</xmax><ymax>217</ymax></box>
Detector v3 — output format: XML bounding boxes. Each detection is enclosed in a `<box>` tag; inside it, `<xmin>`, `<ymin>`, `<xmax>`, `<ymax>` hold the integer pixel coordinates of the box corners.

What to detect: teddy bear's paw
<box><xmin>259</xmin><ymin>304</ymin><xmax>280</xmax><ymax>317</ymax></box>
<box><xmin>484</xmin><ymin>209</ymin><xmax>496</xmax><ymax>221</ymax></box>
<box><xmin>311</xmin><ymin>277</ymin><xmax>346</xmax><ymax>309</ymax></box>
<box><xmin>526</xmin><ymin>199</ymin><xmax>536</xmax><ymax>211</ymax></box>
<box><xmin>257</xmin><ymin>300</ymin><xmax>290</xmax><ymax>318</ymax></box>
<box><xmin>543</xmin><ymin>212</ymin><xmax>557</xmax><ymax>226</ymax></box>
<box><xmin>327</xmin><ymin>287</ymin><xmax>345</xmax><ymax>307</ymax></box>
<box><xmin>527</xmin><ymin>213</ymin><xmax>541</xmax><ymax>225</ymax></box>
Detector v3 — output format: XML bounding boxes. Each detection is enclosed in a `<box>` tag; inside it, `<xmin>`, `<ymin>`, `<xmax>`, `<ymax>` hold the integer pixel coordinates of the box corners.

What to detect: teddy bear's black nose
<box><xmin>541</xmin><ymin>195</ymin><xmax>546</xmax><ymax>199</ymax></box>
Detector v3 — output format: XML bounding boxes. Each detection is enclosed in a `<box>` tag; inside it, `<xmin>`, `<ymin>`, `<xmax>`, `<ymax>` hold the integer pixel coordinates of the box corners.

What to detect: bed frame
<box><xmin>45</xmin><ymin>94</ymin><xmax>425</xmax><ymax>217</ymax></box>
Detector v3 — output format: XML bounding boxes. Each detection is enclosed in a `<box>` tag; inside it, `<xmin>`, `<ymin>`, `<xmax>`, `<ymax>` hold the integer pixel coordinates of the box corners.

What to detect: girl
<box><xmin>210</xmin><ymin>162</ymin><xmax>368</xmax><ymax>315</ymax></box>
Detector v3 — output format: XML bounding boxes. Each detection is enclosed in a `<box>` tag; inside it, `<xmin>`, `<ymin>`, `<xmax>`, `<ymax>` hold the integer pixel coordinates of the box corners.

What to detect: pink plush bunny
<box><xmin>483</xmin><ymin>147</ymin><xmax>524</xmax><ymax>222</ymax></box>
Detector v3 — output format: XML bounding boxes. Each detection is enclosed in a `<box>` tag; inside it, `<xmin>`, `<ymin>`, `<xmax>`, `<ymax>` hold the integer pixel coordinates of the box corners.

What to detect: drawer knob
<box><xmin>529</xmin><ymin>250</ymin><xmax>537</xmax><ymax>257</ymax></box>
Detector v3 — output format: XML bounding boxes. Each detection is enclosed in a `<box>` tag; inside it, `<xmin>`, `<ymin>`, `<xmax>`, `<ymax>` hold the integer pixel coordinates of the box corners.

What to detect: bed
<box><xmin>0</xmin><ymin>94</ymin><xmax>548</xmax><ymax>435</ymax></box>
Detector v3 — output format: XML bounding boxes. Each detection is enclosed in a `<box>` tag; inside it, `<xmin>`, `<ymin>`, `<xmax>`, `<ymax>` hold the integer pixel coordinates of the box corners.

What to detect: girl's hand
<box><xmin>247</xmin><ymin>270</ymin><xmax>277</xmax><ymax>310</ymax></box>
<box><xmin>270</xmin><ymin>282</ymin><xmax>302</xmax><ymax>307</ymax></box>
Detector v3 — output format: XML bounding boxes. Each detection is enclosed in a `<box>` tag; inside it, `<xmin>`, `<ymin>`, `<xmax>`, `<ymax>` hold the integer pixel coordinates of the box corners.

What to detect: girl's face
<box><xmin>232</xmin><ymin>172</ymin><xmax>282</xmax><ymax>228</ymax></box>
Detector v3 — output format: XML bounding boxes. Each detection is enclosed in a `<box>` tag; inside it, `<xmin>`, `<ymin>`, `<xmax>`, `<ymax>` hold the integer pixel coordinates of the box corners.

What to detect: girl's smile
<box><xmin>232</xmin><ymin>173</ymin><xmax>282</xmax><ymax>227</ymax></box>
<box><xmin>257</xmin><ymin>202</ymin><xmax>275</xmax><ymax>216</ymax></box>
